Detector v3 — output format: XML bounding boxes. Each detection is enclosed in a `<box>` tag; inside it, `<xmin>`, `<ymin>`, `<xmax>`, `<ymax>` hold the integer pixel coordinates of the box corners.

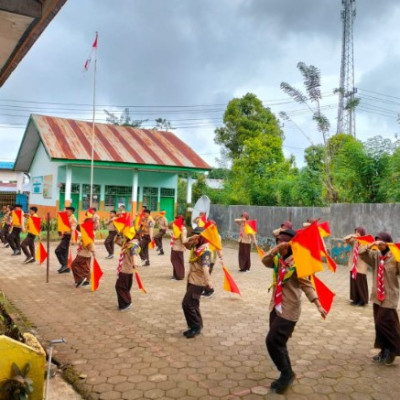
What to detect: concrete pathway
<box><xmin>0</xmin><ymin>239</ymin><xmax>399</xmax><ymax>400</ymax></box>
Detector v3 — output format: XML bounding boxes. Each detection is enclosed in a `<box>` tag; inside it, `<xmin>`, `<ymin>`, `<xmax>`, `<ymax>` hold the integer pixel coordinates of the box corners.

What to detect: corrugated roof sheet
<box><xmin>31</xmin><ymin>114</ymin><xmax>211</xmax><ymax>170</ymax></box>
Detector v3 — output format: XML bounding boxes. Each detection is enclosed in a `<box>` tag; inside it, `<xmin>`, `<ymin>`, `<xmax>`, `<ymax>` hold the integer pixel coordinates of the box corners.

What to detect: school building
<box><xmin>13</xmin><ymin>114</ymin><xmax>210</xmax><ymax>221</ymax></box>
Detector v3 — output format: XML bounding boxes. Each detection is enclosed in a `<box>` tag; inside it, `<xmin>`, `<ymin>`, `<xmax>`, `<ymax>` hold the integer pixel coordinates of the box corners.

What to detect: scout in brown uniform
<box><xmin>182</xmin><ymin>227</ymin><xmax>213</xmax><ymax>339</ymax></box>
<box><xmin>55</xmin><ymin>207</ymin><xmax>77</xmax><ymax>274</ymax></box>
<box><xmin>9</xmin><ymin>204</ymin><xmax>24</xmax><ymax>256</ymax></box>
<box><xmin>0</xmin><ymin>205</ymin><xmax>11</xmax><ymax>247</ymax></box>
<box><xmin>71</xmin><ymin>219</ymin><xmax>96</xmax><ymax>288</ymax></box>
<box><xmin>92</xmin><ymin>208</ymin><xmax>100</xmax><ymax>231</ymax></box>
<box><xmin>234</xmin><ymin>212</ymin><xmax>254</xmax><ymax>272</ymax></box>
<box><xmin>344</xmin><ymin>226</ymin><xmax>369</xmax><ymax>306</ymax></box>
<box><xmin>359</xmin><ymin>232</ymin><xmax>400</xmax><ymax>364</ymax></box>
<box><xmin>262</xmin><ymin>230</ymin><xmax>327</xmax><ymax>394</ymax></box>
<box><xmin>21</xmin><ymin>207</ymin><xmax>39</xmax><ymax>263</ymax></box>
<box><xmin>115</xmin><ymin>229</ymin><xmax>140</xmax><ymax>311</ymax></box>
<box><xmin>104</xmin><ymin>210</ymin><xmax>117</xmax><ymax>259</ymax></box>
<box><xmin>170</xmin><ymin>215</ymin><xmax>188</xmax><ymax>280</ymax></box>
<box><xmin>154</xmin><ymin>211</ymin><xmax>168</xmax><ymax>255</ymax></box>
<box><xmin>139</xmin><ymin>209</ymin><xmax>154</xmax><ymax>266</ymax></box>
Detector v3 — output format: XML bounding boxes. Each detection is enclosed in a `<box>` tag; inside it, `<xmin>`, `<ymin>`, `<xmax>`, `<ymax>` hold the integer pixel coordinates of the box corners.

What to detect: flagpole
<box><xmin>89</xmin><ymin>31</ymin><xmax>98</xmax><ymax>208</ymax></box>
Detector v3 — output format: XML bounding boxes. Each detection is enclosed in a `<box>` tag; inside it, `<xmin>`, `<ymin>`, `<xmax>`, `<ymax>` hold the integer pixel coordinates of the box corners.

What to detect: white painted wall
<box><xmin>29</xmin><ymin>143</ymin><xmax>62</xmax><ymax>206</ymax></box>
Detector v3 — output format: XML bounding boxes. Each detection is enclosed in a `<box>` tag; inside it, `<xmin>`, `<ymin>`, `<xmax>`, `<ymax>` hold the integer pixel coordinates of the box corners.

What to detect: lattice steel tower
<box><xmin>337</xmin><ymin>0</ymin><xmax>357</xmax><ymax>137</ymax></box>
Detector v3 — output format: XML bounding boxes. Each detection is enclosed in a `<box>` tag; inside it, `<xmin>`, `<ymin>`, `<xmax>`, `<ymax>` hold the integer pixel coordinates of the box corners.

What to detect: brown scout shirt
<box><xmin>185</xmin><ymin>243</ymin><xmax>212</xmax><ymax>287</ymax></box>
<box><xmin>141</xmin><ymin>216</ymin><xmax>154</xmax><ymax>238</ymax></box>
<box><xmin>77</xmin><ymin>241</ymin><xmax>95</xmax><ymax>258</ymax></box>
<box><xmin>93</xmin><ymin>214</ymin><xmax>100</xmax><ymax>230</ymax></box>
<box><xmin>157</xmin><ymin>216</ymin><xmax>168</xmax><ymax>230</ymax></box>
<box><xmin>172</xmin><ymin>227</ymin><xmax>188</xmax><ymax>252</ymax></box>
<box><xmin>262</xmin><ymin>251</ymin><xmax>318</xmax><ymax>322</ymax></box>
<box><xmin>235</xmin><ymin>218</ymin><xmax>253</xmax><ymax>244</ymax></box>
<box><xmin>106</xmin><ymin>217</ymin><xmax>117</xmax><ymax>231</ymax></box>
<box><xmin>116</xmin><ymin>237</ymin><xmax>140</xmax><ymax>274</ymax></box>
<box><xmin>358</xmin><ymin>246</ymin><xmax>400</xmax><ymax>309</ymax></box>
<box><xmin>344</xmin><ymin>237</ymin><xmax>369</xmax><ymax>274</ymax></box>
<box><xmin>66</xmin><ymin>214</ymin><xmax>77</xmax><ymax>234</ymax></box>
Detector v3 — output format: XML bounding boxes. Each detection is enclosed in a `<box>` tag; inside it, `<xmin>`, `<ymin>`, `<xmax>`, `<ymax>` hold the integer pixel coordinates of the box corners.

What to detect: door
<box><xmin>160</xmin><ymin>197</ymin><xmax>175</xmax><ymax>222</ymax></box>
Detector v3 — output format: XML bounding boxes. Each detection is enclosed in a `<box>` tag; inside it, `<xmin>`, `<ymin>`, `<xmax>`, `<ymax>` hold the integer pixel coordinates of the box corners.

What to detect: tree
<box><xmin>214</xmin><ymin>93</ymin><xmax>283</xmax><ymax>160</ymax></box>
<box><xmin>104</xmin><ymin>108</ymin><xmax>147</xmax><ymax>127</ymax></box>
<box><xmin>153</xmin><ymin>118</ymin><xmax>172</xmax><ymax>131</ymax></box>
<box><xmin>281</xmin><ymin>62</ymin><xmax>330</xmax><ymax>144</ymax></box>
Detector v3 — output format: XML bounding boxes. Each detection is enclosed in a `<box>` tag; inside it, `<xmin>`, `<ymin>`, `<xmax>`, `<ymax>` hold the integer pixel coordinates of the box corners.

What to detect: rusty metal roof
<box><xmin>16</xmin><ymin>114</ymin><xmax>210</xmax><ymax>171</ymax></box>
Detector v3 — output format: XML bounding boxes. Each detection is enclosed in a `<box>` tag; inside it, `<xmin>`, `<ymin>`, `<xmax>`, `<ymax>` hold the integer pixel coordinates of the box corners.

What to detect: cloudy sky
<box><xmin>1</xmin><ymin>0</ymin><xmax>400</xmax><ymax>168</ymax></box>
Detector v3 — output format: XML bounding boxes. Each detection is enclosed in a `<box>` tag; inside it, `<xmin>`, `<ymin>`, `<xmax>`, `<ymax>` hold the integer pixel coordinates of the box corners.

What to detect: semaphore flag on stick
<box><xmin>91</xmin><ymin>258</ymin><xmax>103</xmax><ymax>291</ymax></box>
<box><xmin>172</xmin><ymin>216</ymin><xmax>184</xmax><ymax>239</ymax></box>
<box><xmin>134</xmin><ymin>268</ymin><xmax>147</xmax><ymax>293</ymax></box>
<box><xmin>244</xmin><ymin>220</ymin><xmax>257</xmax><ymax>235</ymax></box>
<box><xmin>222</xmin><ymin>265</ymin><xmax>241</xmax><ymax>296</ymax></box>
<box><xmin>84</xmin><ymin>32</ymin><xmax>98</xmax><ymax>71</ymax></box>
<box><xmin>27</xmin><ymin>215</ymin><xmax>41</xmax><ymax>236</ymax></box>
<box><xmin>36</xmin><ymin>241</ymin><xmax>47</xmax><ymax>264</ymax></box>
<box><xmin>57</xmin><ymin>211</ymin><xmax>71</xmax><ymax>233</ymax></box>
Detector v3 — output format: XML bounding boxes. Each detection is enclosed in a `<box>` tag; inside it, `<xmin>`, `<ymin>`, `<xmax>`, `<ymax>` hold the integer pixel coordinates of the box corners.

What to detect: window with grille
<box><xmin>105</xmin><ymin>186</ymin><xmax>132</xmax><ymax>195</ymax></box>
<box><xmin>143</xmin><ymin>187</ymin><xmax>158</xmax><ymax>211</ymax></box>
<box><xmin>59</xmin><ymin>183</ymin><xmax>80</xmax><ymax>193</ymax></box>
<box><xmin>82</xmin><ymin>184</ymin><xmax>100</xmax><ymax>194</ymax></box>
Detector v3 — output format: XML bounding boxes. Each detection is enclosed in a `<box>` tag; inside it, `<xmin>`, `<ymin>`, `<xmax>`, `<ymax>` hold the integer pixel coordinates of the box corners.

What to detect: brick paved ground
<box><xmin>0</xmin><ymin>239</ymin><xmax>399</xmax><ymax>400</ymax></box>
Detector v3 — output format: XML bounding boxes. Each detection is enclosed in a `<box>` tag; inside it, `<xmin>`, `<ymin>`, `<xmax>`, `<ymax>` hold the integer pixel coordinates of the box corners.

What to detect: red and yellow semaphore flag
<box><xmin>388</xmin><ymin>243</ymin><xmax>400</xmax><ymax>262</ymax></box>
<box><xmin>244</xmin><ymin>220</ymin><xmax>257</xmax><ymax>235</ymax></box>
<box><xmin>197</xmin><ymin>214</ymin><xmax>207</xmax><ymax>228</ymax></box>
<box><xmin>134</xmin><ymin>268</ymin><xmax>147</xmax><ymax>293</ymax></box>
<box><xmin>318</xmin><ymin>221</ymin><xmax>331</xmax><ymax>238</ymax></box>
<box><xmin>256</xmin><ymin>245</ymin><xmax>266</xmax><ymax>259</ymax></box>
<box><xmin>36</xmin><ymin>242</ymin><xmax>47</xmax><ymax>264</ymax></box>
<box><xmin>57</xmin><ymin>211</ymin><xmax>71</xmax><ymax>232</ymax></box>
<box><xmin>291</xmin><ymin>222</ymin><xmax>336</xmax><ymax>278</ymax></box>
<box><xmin>80</xmin><ymin>219</ymin><xmax>95</xmax><ymax>247</ymax></box>
<box><xmin>172</xmin><ymin>216</ymin><xmax>184</xmax><ymax>239</ymax></box>
<box><xmin>114</xmin><ymin>214</ymin><xmax>131</xmax><ymax>232</ymax></box>
<box><xmin>12</xmin><ymin>209</ymin><xmax>22</xmax><ymax>226</ymax></box>
<box><xmin>222</xmin><ymin>265</ymin><xmax>241</xmax><ymax>295</ymax></box>
<box><xmin>311</xmin><ymin>274</ymin><xmax>335</xmax><ymax>315</ymax></box>
<box><xmin>200</xmin><ymin>221</ymin><xmax>222</xmax><ymax>251</ymax></box>
<box><xmin>355</xmin><ymin>235</ymin><xmax>375</xmax><ymax>246</ymax></box>
<box><xmin>91</xmin><ymin>258</ymin><xmax>103</xmax><ymax>291</ymax></box>
<box><xmin>27</xmin><ymin>215</ymin><xmax>41</xmax><ymax>236</ymax></box>
<box><xmin>149</xmin><ymin>239</ymin><xmax>156</xmax><ymax>249</ymax></box>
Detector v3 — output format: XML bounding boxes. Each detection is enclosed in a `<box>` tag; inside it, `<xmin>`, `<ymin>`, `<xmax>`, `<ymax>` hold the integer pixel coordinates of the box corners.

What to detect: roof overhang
<box><xmin>54</xmin><ymin>159</ymin><xmax>211</xmax><ymax>174</ymax></box>
<box><xmin>0</xmin><ymin>0</ymin><xmax>67</xmax><ymax>88</ymax></box>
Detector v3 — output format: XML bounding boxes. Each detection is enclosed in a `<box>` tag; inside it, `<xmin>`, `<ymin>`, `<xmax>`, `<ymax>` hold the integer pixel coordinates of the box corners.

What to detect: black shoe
<box><xmin>158</xmin><ymin>250</ymin><xmax>164</xmax><ymax>256</ymax></box>
<box><xmin>27</xmin><ymin>257</ymin><xmax>35</xmax><ymax>263</ymax></box>
<box><xmin>185</xmin><ymin>328</ymin><xmax>201</xmax><ymax>339</ymax></box>
<box><xmin>119</xmin><ymin>303</ymin><xmax>132</xmax><ymax>312</ymax></box>
<box><xmin>144</xmin><ymin>261</ymin><xmax>150</xmax><ymax>266</ymax></box>
<box><xmin>183</xmin><ymin>329</ymin><xmax>192</xmax><ymax>337</ymax></box>
<box><xmin>372</xmin><ymin>351</ymin><xmax>384</xmax><ymax>363</ymax></box>
<box><xmin>105</xmin><ymin>254</ymin><xmax>114</xmax><ymax>259</ymax></box>
<box><xmin>23</xmin><ymin>257</ymin><xmax>31</xmax><ymax>263</ymax></box>
<box><xmin>12</xmin><ymin>250</ymin><xmax>21</xmax><ymax>256</ymax></box>
<box><xmin>357</xmin><ymin>302</ymin><xmax>366</xmax><ymax>306</ymax></box>
<box><xmin>75</xmin><ymin>278</ymin><xmax>87</xmax><ymax>288</ymax></box>
<box><xmin>273</xmin><ymin>370</ymin><xmax>296</xmax><ymax>394</ymax></box>
<box><xmin>58</xmin><ymin>265</ymin><xmax>70</xmax><ymax>274</ymax></box>
<box><xmin>350</xmin><ymin>301</ymin><xmax>359</xmax><ymax>306</ymax></box>
<box><xmin>4</xmin><ymin>244</ymin><xmax>9</xmax><ymax>248</ymax></box>
<box><xmin>82</xmin><ymin>281</ymin><xmax>90</xmax><ymax>286</ymax></box>
<box><xmin>203</xmin><ymin>289</ymin><xmax>215</xmax><ymax>297</ymax></box>
<box><xmin>383</xmin><ymin>349</ymin><xmax>396</xmax><ymax>365</ymax></box>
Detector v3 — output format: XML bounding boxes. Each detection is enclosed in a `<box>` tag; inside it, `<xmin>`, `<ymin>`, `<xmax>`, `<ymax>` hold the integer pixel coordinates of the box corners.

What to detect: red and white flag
<box><xmin>84</xmin><ymin>32</ymin><xmax>98</xmax><ymax>71</ymax></box>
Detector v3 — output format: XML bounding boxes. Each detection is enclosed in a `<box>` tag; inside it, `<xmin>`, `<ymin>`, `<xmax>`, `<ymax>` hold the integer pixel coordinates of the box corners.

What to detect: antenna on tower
<box><xmin>336</xmin><ymin>0</ymin><xmax>357</xmax><ymax>137</ymax></box>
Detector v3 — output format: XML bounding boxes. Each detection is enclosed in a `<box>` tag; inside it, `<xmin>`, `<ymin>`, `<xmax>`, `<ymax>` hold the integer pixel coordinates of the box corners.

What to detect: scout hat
<box><xmin>375</xmin><ymin>232</ymin><xmax>392</xmax><ymax>243</ymax></box>
<box><xmin>276</xmin><ymin>229</ymin><xmax>296</xmax><ymax>243</ymax></box>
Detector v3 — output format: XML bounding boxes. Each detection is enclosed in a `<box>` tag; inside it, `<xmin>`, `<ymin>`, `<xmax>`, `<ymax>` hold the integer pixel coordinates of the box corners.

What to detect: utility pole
<box><xmin>337</xmin><ymin>0</ymin><xmax>357</xmax><ymax>137</ymax></box>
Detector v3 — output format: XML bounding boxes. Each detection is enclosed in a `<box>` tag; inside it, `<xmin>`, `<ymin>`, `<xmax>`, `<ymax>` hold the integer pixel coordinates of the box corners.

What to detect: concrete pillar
<box><xmin>131</xmin><ymin>170</ymin><xmax>139</xmax><ymax>214</ymax></box>
<box><xmin>16</xmin><ymin>172</ymin><xmax>24</xmax><ymax>193</ymax></box>
<box><xmin>186</xmin><ymin>176</ymin><xmax>193</xmax><ymax>204</ymax></box>
<box><xmin>65</xmin><ymin>166</ymin><xmax>72</xmax><ymax>207</ymax></box>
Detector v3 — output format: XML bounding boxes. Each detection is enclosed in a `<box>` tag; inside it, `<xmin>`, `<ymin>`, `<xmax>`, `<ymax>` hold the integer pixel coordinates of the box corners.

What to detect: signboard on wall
<box><xmin>32</xmin><ymin>176</ymin><xmax>43</xmax><ymax>194</ymax></box>
<box><xmin>43</xmin><ymin>175</ymin><xmax>53</xmax><ymax>198</ymax></box>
